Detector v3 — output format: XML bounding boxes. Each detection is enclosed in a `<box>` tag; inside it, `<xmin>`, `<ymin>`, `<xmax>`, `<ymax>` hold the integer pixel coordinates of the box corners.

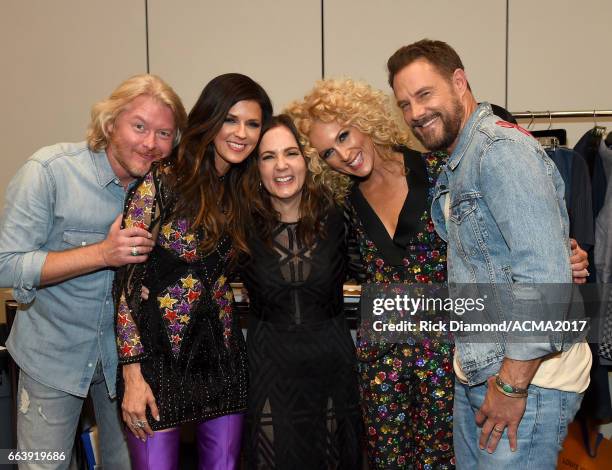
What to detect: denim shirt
<box><xmin>431</xmin><ymin>103</ymin><xmax>572</xmax><ymax>385</ymax></box>
<box><xmin>0</xmin><ymin>142</ymin><xmax>127</xmax><ymax>397</ymax></box>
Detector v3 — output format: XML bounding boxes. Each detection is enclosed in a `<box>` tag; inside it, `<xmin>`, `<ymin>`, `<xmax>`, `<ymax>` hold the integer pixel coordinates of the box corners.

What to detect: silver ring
<box><xmin>132</xmin><ymin>419</ymin><xmax>146</xmax><ymax>429</ymax></box>
<box><xmin>131</xmin><ymin>246</ymin><xmax>139</xmax><ymax>257</ymax></box>
<box><xmin>493</xmin><ymin>426</ymin><xmax>504</xmax><ymax>434</ymax></box>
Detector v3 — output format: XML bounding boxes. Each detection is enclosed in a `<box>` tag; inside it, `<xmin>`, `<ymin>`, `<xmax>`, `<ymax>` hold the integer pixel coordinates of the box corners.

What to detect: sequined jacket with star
<box><xmin>113</xmin><ymin>163</ymin><xmax>247</xmax><ymax>430</ymax></box>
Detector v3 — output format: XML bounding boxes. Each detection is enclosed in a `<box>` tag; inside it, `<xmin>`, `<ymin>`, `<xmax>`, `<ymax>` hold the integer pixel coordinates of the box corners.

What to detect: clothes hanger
<box><xmin>531</xmin><ymin>111</ymin><xmax>567</xmax><ymax>146</ymax></box>
<box><xmin>590</xmin><ymin>110</ymin><xmax>608</xmax><ymax>145</ymax></box>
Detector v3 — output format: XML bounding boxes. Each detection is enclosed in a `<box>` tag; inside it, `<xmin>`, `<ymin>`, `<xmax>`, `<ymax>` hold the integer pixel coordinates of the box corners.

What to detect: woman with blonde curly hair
<box><xmin>287</xmin><ymin>79</ymin><xmax>455</xmax><ymax>469</ymax></box>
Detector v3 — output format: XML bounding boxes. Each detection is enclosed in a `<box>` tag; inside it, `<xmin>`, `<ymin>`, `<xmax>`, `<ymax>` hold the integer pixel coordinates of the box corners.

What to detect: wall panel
<box><xmin>324</xmin><ymin>0</ymin><xmax>507</xmax><ymax>105</ymax></box>
<box><xmin>148</xmin><ymin>0</ymin><xmax>322</xmax><ymax>113</ymax></box>
<box><xmin>1</xmin><ymin>0</ymin><xmax>147</xmax><ymax>212</ymax></box>
<box><xmin>508</xmin><ymin>0</ymin><xmax>612</xmax><ymax>145</ymax></box>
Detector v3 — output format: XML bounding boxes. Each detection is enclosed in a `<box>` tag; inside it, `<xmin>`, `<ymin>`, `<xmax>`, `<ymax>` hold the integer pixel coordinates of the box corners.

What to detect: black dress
<box><xmin>114</xmin><ymin>166</ymin><xmax>248</xmax><ymax>430</ymax></box>
<box><xmin>240</xmin><ymin>207</ymin><xmax>362</xmax><ymax>469</ymax></box>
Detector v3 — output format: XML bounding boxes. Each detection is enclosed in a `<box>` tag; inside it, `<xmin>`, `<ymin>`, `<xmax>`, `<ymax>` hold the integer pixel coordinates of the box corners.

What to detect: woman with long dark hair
<box><xmin>114</xmin><ymin>73</ymin><xmax>272</xmax><ymax>470</ymax></box>
<box><xmin>234</xmin><ymin>115</ymin><xmax>363</xmax><ymax>469</ymax></box>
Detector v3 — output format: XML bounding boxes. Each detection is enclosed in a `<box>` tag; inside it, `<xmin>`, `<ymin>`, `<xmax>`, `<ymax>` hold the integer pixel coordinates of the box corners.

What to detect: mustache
<box><xmin>411</xmin><ymin>113</ymin><xmax>440</xmax><ymax>128</ymax></box>
<box><xmin>139</xmin><ymin>149</ymin><xmax>163</xmax><ymax>158</ymax></box>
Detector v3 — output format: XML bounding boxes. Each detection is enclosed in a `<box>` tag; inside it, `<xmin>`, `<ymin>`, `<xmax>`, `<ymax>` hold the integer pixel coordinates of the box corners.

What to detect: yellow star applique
<box><xmin>179</xmin><ymin>314</ymin><xmax>190</xmax><ymax>324</ymax></box>
<box><xmin>123</xmin><ymin>214</ymin><xmax>135</xmax><ymax>228</ymax></box>
<box><xmin>181</xmin><ymin>274</ymin><xmax>198</xmax><ymax>289</ymax></box>
<box><xmin>157</xmin><ymin>293</ymin><xmax>178</xmax><ymax>309</ymax></box>
<box><xmin>138</xmin><ymin>181</ymin><xmax>153</xmax><ymax>197</ymax></box>
<box><xmin>184</xmin><ymin>233</ymin><xmax>195</xmax><ymax>243</ymax></box>
<box><xmin>161</xmin><ymin>223</ymin><xmax>174</xmax><ymax>239</ymax></box>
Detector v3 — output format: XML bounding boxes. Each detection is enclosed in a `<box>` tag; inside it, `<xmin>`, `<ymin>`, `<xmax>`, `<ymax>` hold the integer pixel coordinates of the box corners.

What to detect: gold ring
<box><xmin>132</xmin><ymin>419</ymin><xmax>146</xmax><ymax>428</ymax></box>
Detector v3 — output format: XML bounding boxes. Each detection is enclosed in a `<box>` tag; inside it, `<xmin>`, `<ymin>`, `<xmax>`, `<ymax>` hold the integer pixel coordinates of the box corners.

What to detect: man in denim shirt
<box><xmin>388</xmin><ymin>40</ymin><xmax>592</xmax><ymax>468</ymax></box>
<box><xmin>0</xmin><ymin>74</ymin><xmax>186</xmax><ymax>469</ymax></box>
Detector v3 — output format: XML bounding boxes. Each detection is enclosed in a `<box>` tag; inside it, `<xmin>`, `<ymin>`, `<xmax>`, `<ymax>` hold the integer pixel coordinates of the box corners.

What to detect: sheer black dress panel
<box><xmin>241</xmin><ymin>207</ymin><xmax>363</xmax><ymax>469</ymax></box>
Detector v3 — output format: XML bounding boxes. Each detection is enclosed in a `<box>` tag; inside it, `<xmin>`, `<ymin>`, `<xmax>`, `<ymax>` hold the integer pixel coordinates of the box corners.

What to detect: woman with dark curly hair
<box><xmin>287</xmin><ymin>79</ymin><xmax>455</xmax><ymax>470</ymax></box>
<box><xmin>114</xmin><ymin>73</ymin><xmax>272</xmax><ymax>470</ymax></box>
<box><xmin>234</xmin><ymin>114</ymin><xmax>363</xmax><ymax>469</ymax></box>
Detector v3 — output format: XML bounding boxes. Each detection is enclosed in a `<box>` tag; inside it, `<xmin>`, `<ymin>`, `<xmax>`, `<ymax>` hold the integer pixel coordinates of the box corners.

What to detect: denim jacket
<box><xmin>431</xmin><ymin>103</ymin><xmax>572</xmax><ymax>385</ymax></box>
<box><xmin>0</xmin><ymin>142</ymin><xmax>127</xmax><ymax>397</ymax></box>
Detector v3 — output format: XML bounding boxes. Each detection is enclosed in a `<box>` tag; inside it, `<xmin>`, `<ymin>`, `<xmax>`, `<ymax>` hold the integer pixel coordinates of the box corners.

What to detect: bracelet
<box><xmin>494</xmin><ymin>374</ymin><xmax>528</xmax><ymax>398</ymax></box>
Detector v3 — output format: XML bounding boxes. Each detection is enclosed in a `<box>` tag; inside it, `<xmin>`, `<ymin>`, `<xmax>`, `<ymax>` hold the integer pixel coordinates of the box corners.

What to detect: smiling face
<box><xmin>213</xmin><ymin>99</ymin><xmax>263</xmax><ymax>175</ymax></box>
<box><xmin>257</xmin><ymin>125</ymin><xmax>307</xmax><ymax>219</ymax></box>
<box><xmin>105</xmin><ymin>94</ymin><xmax>176</xmax><ymax>187</ymax></box>
<box><xmin>392</xmin><ymin>59</ymin><xmax>464</xmax><ymax>152</ymax></box>
<box><xmin>308</xmin><ymin>120</ymin><xmax>376</xmax><ymax>178</ymax></box>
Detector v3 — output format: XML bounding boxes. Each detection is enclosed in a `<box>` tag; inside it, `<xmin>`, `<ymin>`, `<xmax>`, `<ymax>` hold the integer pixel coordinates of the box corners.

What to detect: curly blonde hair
<box><xmin>285</xmin><ymin>78</ymin><xmax>412</xmax><ymax>200</ymax></box>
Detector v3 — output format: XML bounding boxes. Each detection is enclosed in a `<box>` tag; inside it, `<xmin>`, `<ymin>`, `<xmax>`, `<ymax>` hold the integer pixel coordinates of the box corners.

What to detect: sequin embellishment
<box><xmin>159</xmin><ymin>220</ymin><xmax>200</xmax><ymax>262</ymax></box>
<box><xmin>116</xmin><ymin>293</ymin><xmax>145</xmax><ymax>358</ymax></box>
<box><xmin>158</xmin><ymin>274</ymin><xmax>202</xmax><ymax>357</ymax></box>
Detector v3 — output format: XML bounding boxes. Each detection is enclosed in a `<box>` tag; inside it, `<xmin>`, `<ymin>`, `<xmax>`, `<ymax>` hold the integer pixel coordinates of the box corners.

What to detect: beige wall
<box><xmin>508</xmin><ymin>0</ymin><xmax>612</xmax><ymax>143</ymax></box>
<box><xmin>1</xmin><ymin>0</ymin><xmax>612</xmax><ymax>223</ymax></box>
<box><xmin>324</xmin><ymin>0</ymin><xmax>507</xmax><ymax>105</ymax></box>
<box><xmin>147</xmin><ymin>0</ymin><xmax>321</xmax><ymax>113</ymax></box>
<box><xmin>1</xmin><ymin>0</ymin><xmax>147</xmax><ymax>213</ymax></box>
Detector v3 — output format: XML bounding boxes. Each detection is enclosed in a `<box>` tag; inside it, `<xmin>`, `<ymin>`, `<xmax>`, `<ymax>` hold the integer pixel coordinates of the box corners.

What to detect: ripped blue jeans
<box><xmin>17</xmin><ymin>363</ymin><xmax>130</xmax><ymax>470</ymax></box>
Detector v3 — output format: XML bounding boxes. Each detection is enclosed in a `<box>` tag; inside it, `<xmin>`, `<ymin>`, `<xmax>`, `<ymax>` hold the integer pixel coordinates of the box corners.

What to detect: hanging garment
<box><xmin>594</xmin><ymin>139</ymin><xmax>612</xmax><ymax>282</ymax></box>
<box><xmin>574</xmin><ymin>128</ymin><xmax>608</xmax><ymax>219</ymax></box>
<box><xmin>546</xmin><ymin>147</ymin><xmax>595</xmax><ymax>250</ymax></box>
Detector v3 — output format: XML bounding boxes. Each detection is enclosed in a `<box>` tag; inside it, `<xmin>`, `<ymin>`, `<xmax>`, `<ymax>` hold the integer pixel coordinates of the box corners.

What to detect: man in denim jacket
<box><xmin>388</xmin><ymin>40</ymin><xmax>592</xmax><ymax>468</ymax></box>
<box><xmin>0</xmin><ymin>74</ymin><xmax>186</xmax><ymax>469</ymax></box>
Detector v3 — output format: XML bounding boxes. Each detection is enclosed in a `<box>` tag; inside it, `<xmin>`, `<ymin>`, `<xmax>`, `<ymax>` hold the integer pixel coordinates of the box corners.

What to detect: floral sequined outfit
<box><xmin>114</xmin><ymin>165</ymin><xmax>248</xmax><ymax>430</ymax></box>
<box><xmin>348</xmin><ymin>148</ymin><xmax>455</xmax><ymax>469</ymax></box>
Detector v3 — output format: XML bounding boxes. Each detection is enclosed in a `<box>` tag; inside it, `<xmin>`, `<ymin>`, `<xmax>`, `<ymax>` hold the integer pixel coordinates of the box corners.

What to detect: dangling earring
<box><xmin>258</xmin><ymin>181</ymin><xmax>262</xmax><ymax>191</ymax></box>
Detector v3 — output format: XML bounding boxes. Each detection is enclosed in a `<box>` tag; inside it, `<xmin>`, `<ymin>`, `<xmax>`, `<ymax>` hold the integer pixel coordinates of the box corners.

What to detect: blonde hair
<box><xmin>286</xmin><ymin>78</ymin><xmax>412</xmax><ymax>200</ymax></box>
<box><xmin>87</xmin><ymin>74</ymin><xmax>187</xmax><ymax>151</ymax></box>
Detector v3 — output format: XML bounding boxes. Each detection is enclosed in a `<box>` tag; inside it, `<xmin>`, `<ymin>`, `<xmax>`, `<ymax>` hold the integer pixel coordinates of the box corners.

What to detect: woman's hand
<box><xmin>121</xmin><ymin>363</ymin><xmax>159</xmax><ymax>441</ymax></box>
<box><xmin>141</xmin><ymin>286</ymin><xmax>150</xmax><ymax>301</ymax></box>
<box><xmin>570</xmin><ymin>238</ymin><xmax>589</xmax><ymax>284</ymax></box>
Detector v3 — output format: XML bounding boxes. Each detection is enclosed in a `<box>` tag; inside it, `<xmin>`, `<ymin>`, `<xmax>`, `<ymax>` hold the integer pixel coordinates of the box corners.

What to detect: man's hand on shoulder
<box><xmin>98</xmin><ymin>214</ymin><xmax>154</xmax><ymax>267</ymax></box>
<box><xmin>40</xmin><ymin>214</ymin><xmax>155</xmax><ymax>285</ymax></box>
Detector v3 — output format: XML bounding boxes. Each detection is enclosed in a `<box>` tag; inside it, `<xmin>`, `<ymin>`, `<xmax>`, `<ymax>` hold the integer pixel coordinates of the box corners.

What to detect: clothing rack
<box><xmin>511</xmin><ymin>110</ymin><xmax>612</xmax><ymax>119</ymax></box>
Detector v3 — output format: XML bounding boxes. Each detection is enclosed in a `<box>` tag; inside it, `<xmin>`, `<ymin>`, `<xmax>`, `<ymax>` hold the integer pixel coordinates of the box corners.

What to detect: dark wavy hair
<box><xmin>167</xmin><ymin>73</ymin><xmax>273</xmax><ymax>253</ymax></box>
<box><xmin>234</xmin><ymin>114</ymin><xmax>336</xmax><ymax>257</ymax></box>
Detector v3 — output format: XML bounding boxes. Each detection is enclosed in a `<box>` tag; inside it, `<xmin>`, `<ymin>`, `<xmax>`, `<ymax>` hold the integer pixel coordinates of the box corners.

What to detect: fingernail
<box><xmin>155</xmin><ymin>415</ymin><xmax>160</xmax><ymax>421</ymax></box>
<box><xmin>147</xmin><ymin>233</ymin><xmax>152</xmax><ymax>238</ymax></box>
